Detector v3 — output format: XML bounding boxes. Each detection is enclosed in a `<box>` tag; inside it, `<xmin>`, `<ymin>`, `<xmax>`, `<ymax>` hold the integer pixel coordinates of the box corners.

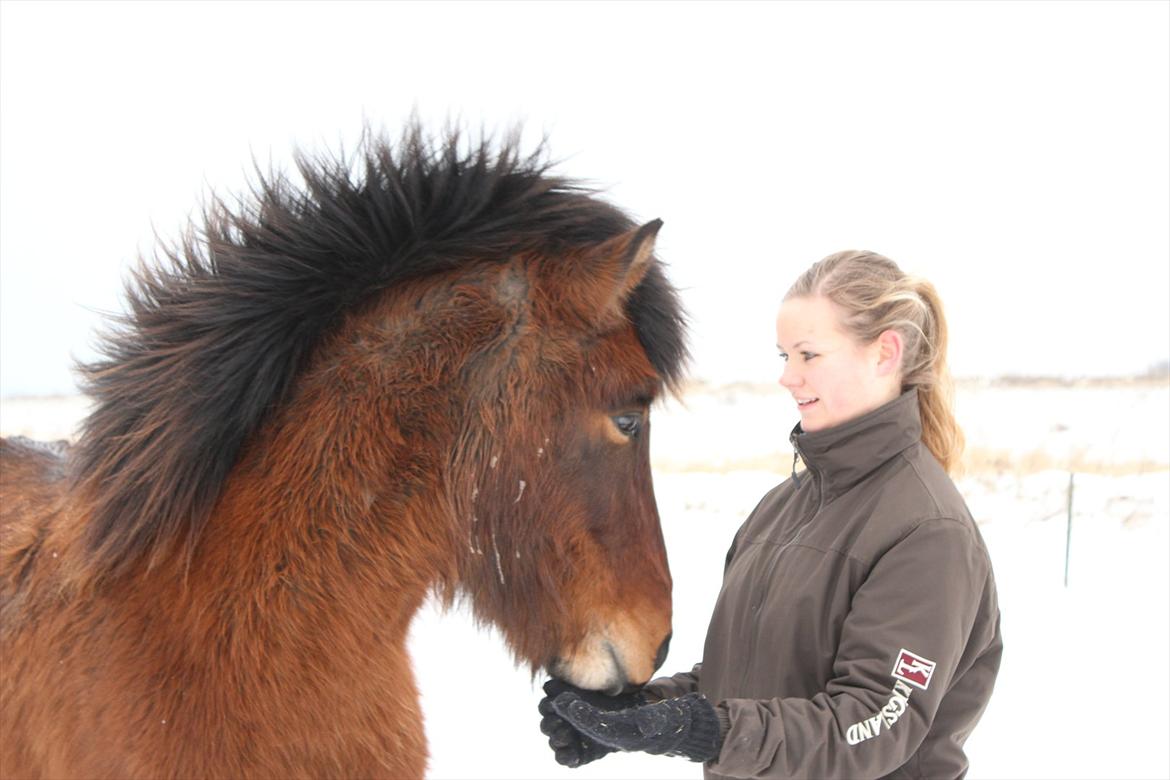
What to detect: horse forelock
<box><xmin>70</xmin><ymin>123</ymin><xmax>688</xmax><ymax>580</ymax></box>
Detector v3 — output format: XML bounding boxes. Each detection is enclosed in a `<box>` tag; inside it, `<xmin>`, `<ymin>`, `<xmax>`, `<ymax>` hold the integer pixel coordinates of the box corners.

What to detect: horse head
<box><xmin>447</xmin><ymin>219</ymin><xmax>678</xmax><ymax>694</ymax></box>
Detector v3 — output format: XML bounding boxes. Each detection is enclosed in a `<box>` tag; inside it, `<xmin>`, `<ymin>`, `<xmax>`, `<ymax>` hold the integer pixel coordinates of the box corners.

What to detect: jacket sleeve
<box><xmin>641</xmin><ymin>663</ymin><xmax>703</xmax><ymax>701</ymax></box>
<box><xmin>707</xmin><ymin>517</ymin><xmax>992</xmax><ymax>779</ymax></box>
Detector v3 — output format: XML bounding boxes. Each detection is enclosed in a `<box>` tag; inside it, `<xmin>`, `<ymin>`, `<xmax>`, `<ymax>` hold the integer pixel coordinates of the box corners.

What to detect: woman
<box><xmin>540</xmin><ymin>250</ymin><xmax>1002</xmax><ymax>779</ymax></box>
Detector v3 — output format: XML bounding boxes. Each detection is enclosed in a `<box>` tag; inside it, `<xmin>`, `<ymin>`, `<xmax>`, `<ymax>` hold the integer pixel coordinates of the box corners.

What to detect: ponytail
<box><xmin>907</xmin><ymin>278</ymin><xmax>964</xmax><ymax>473</ymax></box>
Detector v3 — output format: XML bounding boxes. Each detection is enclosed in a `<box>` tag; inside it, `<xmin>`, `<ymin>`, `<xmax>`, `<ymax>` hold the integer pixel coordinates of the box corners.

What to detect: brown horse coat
<box><xmin>0</xmin><ymin>127</ymin><xmax>687</xmax><ymax>779</ymax></box>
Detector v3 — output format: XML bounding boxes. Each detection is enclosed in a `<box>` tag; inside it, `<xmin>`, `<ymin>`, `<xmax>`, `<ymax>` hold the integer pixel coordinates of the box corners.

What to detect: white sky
<box><xmin>1</xmin><ymin>0</ymin><xmax>1167</xmax><ymax>397</ymax></box>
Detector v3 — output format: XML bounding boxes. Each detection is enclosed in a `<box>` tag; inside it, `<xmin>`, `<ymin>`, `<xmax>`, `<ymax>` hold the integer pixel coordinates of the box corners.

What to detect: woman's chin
<box><xmin>798</xmin><ymin>407</ymin><xmax>823</xmax><ymax>431</ymax></box>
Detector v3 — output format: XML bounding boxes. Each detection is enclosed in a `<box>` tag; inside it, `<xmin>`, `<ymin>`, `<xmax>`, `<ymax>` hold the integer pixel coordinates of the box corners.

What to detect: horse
<box><xmin>0</xmin><ymin>126</ymin><xmax>687</xmax><ymax>779</ymax></box>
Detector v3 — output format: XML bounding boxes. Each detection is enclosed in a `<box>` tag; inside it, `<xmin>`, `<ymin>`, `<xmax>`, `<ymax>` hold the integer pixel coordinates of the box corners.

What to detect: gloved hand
<box><xmin>552</xmin><ymin>690</ymin><xmax>725</xmax><ymax>763</ymax></box>
<box><xmin>538</xmin><ymin>679</ymin><xmax>644</xmax><ymax>768</ymax></box>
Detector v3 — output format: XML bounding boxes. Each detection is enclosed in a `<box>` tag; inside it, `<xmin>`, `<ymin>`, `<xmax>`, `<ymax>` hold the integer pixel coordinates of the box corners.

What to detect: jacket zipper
<box><xmin>737</xmin><ymin>437</ymin><xmax>824</xmax><ymax>694</ymax></box>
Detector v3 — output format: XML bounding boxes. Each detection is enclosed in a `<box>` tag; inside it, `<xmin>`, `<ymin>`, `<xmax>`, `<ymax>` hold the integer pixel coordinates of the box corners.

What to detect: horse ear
<box><xmin>620</xmin><ymin>218</ymin><xmax>662</xmax><ymax>292</ymax></box>
<box><xmin>595</xmin><ymin>218</ymin><xmax>662</xmax><ymax>309</ymax></box>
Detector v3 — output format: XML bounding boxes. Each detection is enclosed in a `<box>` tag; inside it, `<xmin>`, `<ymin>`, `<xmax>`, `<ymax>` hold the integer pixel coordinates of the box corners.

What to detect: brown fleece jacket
<box><xmin>646</xmin><ymin>389</ymin><xmax>1002</xmax><ymax>780</ymax></box>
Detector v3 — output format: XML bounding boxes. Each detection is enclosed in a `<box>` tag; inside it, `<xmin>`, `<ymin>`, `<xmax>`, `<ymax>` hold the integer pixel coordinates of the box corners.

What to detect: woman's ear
<box><xmin>876</xmin><ymin>329</ymin><xmax>904</xmax><ymax>376</ymax></box>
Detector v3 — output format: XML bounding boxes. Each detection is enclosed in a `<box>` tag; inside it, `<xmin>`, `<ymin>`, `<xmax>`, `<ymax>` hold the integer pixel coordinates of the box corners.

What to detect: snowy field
<box><xmin>2</xmin><ymin>381</ymin><xmax>1168</xmax><ymax>779</ymax></box>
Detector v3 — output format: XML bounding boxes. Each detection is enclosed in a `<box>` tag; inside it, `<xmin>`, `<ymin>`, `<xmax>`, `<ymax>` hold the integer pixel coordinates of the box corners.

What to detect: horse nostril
<box><xmin>654</xmin><ymin>632</ymin><xmax>672</xmax><ymax>671</ymax></box>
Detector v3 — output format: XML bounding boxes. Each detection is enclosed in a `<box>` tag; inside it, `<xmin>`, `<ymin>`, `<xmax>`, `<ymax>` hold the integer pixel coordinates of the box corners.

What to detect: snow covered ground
<box><xmin>2</xmin><ymin>381</ymin><xmax>1168</xmax><ymax>779</ymax></box>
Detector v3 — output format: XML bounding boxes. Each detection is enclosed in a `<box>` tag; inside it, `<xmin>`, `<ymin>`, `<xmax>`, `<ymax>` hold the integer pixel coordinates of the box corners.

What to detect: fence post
<box><xmin>1064</xmin><ymin>472</ymin><xmax>1075</xmax><ymax>587</ymax></box>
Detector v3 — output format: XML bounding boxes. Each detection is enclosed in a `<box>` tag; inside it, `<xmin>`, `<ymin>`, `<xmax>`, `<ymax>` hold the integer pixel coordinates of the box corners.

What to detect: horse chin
<box><xmin>549</xmin><ymin>669</ymin><xmax>625</xmax><ymax>697</ymax></box>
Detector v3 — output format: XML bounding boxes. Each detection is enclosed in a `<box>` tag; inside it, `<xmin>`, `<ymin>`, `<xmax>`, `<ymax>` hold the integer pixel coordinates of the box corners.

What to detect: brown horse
<box><xmin>0</xmin><ymin>127</ymin><xmax>687</xmax><ymax>779</ymax></box>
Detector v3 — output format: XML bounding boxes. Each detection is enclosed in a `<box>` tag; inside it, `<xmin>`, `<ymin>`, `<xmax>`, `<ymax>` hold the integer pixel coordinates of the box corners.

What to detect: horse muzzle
<box><xmin>548</xmin><ymin>630</ymin><xmax>672</xmax><ymax>695</ymax></box>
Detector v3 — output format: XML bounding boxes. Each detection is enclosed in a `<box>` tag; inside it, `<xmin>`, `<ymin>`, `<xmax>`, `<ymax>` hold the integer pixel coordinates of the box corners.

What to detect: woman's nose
<box><xmin>779</xmin><ymin>362</ymin><xmax>800</xmax><ymax>388</ymax></box>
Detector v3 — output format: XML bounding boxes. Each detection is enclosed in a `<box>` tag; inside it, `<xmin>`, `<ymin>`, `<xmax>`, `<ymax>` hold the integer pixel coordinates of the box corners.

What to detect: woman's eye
<box><xmin>611</xmin><ymin>413</ymin><xmax>642</xmax><ymax>437</ymax></box>
<box><xmin>802</xmin><ymin>352</ymin><xmax>818</xmax><ymax>362</ymax></box>
<box><xmin>778</xmin><ymin>352</ymin><xmax>789</xmax><ymax>362</ymax></box>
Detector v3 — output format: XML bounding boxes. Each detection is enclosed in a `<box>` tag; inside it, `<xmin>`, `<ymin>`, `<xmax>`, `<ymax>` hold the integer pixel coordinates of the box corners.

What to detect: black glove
<box><xmin>538</xmin><ymin>679</ymin><xmax>644</xmax><ymax>768</ymax></box>
<box><xmin>552</xmin><ymin>690</ymin><xmax>725</xmax><ymax>763</ymax></box>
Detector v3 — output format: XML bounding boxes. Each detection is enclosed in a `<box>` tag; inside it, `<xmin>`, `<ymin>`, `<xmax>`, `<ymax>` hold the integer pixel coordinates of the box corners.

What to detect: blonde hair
<box><xmin>785</xmin><ymin>250</ymin><xmax>964</xmax><ymax>473</ymax></box>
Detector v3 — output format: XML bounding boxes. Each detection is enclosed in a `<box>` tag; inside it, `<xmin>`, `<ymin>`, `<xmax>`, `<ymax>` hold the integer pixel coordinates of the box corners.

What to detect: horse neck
<box><xmin>206</xmin><ymin>390</ymin><xmax>459</xmax><ymax>622</ymax></box>
<box><xmin>172</xmin><ymin>290</ymin><xmax>485</xmax><ymax>646</ymax></box>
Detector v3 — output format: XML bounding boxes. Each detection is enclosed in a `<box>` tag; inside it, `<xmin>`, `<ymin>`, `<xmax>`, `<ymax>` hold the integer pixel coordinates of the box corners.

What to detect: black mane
<box><xmin>72</xmin><ymin>124</ymin><xmax>688</xmax><ymax>577</ymax></box>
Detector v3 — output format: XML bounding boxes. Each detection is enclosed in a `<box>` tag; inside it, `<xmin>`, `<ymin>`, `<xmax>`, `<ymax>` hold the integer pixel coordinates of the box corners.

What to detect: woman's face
<box><xmin>775</xmin><ymin>295</ymin><xmax>902</xmax><ymax>432</ymax></box>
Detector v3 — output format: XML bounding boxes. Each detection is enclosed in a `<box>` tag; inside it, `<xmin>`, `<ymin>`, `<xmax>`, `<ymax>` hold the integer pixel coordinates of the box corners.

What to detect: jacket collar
<box><xmin>789</xmin><ymin>388</ymin><xmax>922</xmax><ymax>502</ymax></box>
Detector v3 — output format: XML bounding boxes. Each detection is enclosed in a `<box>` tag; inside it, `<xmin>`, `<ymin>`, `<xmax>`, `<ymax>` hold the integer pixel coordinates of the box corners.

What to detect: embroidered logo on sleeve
<box><xmin>845</xmin><ymin>649</ymin><xmax>940</xmax><ymax>746</ymax></box>
<box><xmin>892</xmin><ymin>648</ymin><xmax>936</xmax><ymax>691</ymax></box>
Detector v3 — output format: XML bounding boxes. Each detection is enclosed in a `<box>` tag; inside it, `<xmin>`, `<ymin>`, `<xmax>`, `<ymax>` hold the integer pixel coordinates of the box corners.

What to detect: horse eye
<box><xmin>611</xmin><ymin>413</ymin><xmax>642</xmax><ymax>437</ymax></box>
